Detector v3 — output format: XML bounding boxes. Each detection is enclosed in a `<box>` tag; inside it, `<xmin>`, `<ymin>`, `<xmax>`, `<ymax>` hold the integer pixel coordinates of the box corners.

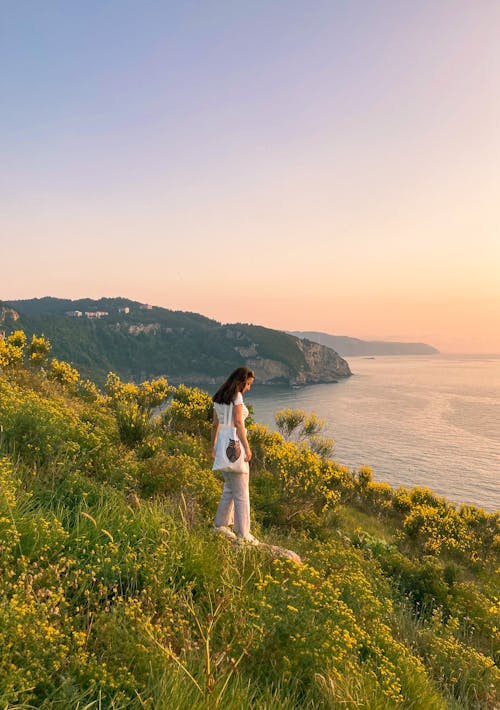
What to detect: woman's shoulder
<box><xmin>233</xmin><ymin>391</ymin><xmax>243</xmax><ymax>405</ymax></box>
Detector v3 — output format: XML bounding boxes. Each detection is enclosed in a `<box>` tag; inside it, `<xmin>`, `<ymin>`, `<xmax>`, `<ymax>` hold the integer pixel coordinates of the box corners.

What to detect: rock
<box><xmin>296</xmin><ymin>338</ymin><xmax>351</xmax><ymax>382</ymax></box>
<box><xmin>213</xmin><ymin>528</ymin><xmax>302</xmax><ymax>565</ymax></box>
<box><xmin>260</xmin><ymin>543</ymin><xmax>302</xmax><ymax>565</ymax></box>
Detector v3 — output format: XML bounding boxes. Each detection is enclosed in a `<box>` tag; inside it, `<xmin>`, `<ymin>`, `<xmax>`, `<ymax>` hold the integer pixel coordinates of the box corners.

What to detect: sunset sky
<box><xmin>2</xmin><ymin>2</ymin><xmax>499</xmax><ymax>353</ymax></box>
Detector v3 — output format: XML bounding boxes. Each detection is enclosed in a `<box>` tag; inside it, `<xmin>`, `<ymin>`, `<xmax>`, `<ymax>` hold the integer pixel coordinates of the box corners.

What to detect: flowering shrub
<box><xmin>0</xmin><ymin>377</ymin><xmax>117</xmax><ymax>478</ymax></box>
<box><xmin>27</xmin><ymin>334</ymin><xmax>51</xmax><ymax>366</ymax></box>
<box><xmin>363</xmin><ymin>481</ymin><xmax>394</xmax><ymax>511</ymax></box>
<box><xmin>105</xmin><ymin>372</ymin><xmax>169</xmax><ymax>446</ymax></box>
<box><xmin>0</xmin><ymin>457</ymin><xmax>21</xmax><ymax>561</ymax></box>
<box><xmin>162</xmin><ymin>384</ymin><xmax>213</xmax><ymax>437</ymax></box>
<box><xmin>275</xmin><ymin>407</ymin><xmax>334</xmax><ymax>459</ymax></box>
<box><xmin>0</xmin><ymin>330</ymin><xmax>26</xmax><ymax>368</ymax></box>
<box><xmin>403</xmin><ymin>504</ymin><xmax>473</xmax><ymax>555</ymax></box>
<box><xmin>392</xmin><ymin>486</ymin><xmax>413</xmax><ymax>514</ymax></box>
<box><xmin>0</xmin><ymin>343</ymin><xmax>498</xmax><ymax>709</ymax></box>
<box><xmin>401</xmin><ymin>502</ymin><xmax>499</xmax><ymax>565</ymax></box>
<box><xmin>357</xmin><ymin>465</ymin><xmax>373</xmax><ymax>488</ymax></box>
<box><xmin>416</xmin><ymin>627</ymin><xmax>499</xmax><ymax>707</ymax></box>
<box><xmin>249</xmin><ymin>423</ymin><xmax>353</xmax><ymax>530</ymax></box>
<box><xmin>246</xmin><ymin>555</ymin><xmax>435</xmax><ymax>706</ymax></box>
<box><xmin>48</xmin><ymin>358</ymin><xmax>80</xmax><ymax>387</ymax></box>
<box><xmin>138</xmin><ymin>450</ymin><xmax>220</xmax><ymax>512</ymax></box>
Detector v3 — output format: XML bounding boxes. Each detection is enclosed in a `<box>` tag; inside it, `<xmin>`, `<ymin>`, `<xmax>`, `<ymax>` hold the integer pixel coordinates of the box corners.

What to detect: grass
<box><xmin>0</xmin><ymin>355</ymin><xmax>498</xmax><ymax>708</ymax></box>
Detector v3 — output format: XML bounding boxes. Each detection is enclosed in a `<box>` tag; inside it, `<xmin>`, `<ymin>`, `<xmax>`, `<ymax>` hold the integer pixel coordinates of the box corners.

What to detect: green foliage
<box><xmin>357</xmin><ymin>465</ymin><xmax>374</xmax><ymax>488</ymax></box>
<box><xmin>5</xmin><ymin>298</ymin><xmax>344</xmax><ymax>386</ymax></box>
<box><xmin>0</xmin><ymin>330</ymin><xmax>26</xmax><ymax>367</ymax></box>
<box><xmin>48</xmin><ymin>357</ymin><xmax>80</xmax><ymax>387</ymax></box>
<box><xmin>228</xmin><ymin>324</ymin><xmax>307</xmax><ymax>371</ymax></box>
<box><xmin>27</xmin><ymin>333</ymin><xmax>51</xmax><ymax>366</ymax></box>
<box><xmin>0</xmin><ymin>343</ymin><xmax>498</xmax><ymax>709</ymax></box>
<box><xmin>138</xmin><ymin>449</ymin><xmax>220</xmax><ymax>512</ymax></box>
<box><xmin>275</xmin><ymin>407</ymin><xmax>334</xmax><ymax>460</ymax></box>
<box><xmin>162</xmin><ymin>384</ymin><xmax>213</xmax><ymax>437</ymax></box>
<box><xmin>250</xmin><ymin>423</ymin><xmax>352</xmax><ymax>531</ymax></box>
<box><xmin>0</xmin><ymin>377</ymin><xmax>113</xmax><ymax>474</ymax></box>
<box><xmin>105</xmin><ymin>371</ymin><xmax>169</xmax><ymax>446</ymax></box>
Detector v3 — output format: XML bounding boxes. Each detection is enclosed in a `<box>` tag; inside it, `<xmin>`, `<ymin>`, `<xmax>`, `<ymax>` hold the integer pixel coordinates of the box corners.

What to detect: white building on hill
<box><xmin>85</xmin><ymin>311</ymin><xmax>109</xmax><ymax>319</ymax></box>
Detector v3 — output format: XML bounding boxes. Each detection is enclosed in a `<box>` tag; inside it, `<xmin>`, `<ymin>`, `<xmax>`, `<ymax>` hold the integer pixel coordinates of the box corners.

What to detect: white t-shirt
<box><xmin>214</xmin><ymin>391</ymin><xmax>249</xmax><ymax>426</ymax></box>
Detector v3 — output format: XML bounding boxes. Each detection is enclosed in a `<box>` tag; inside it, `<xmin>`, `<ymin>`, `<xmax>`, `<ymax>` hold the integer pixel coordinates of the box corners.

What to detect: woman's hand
<box><xmin>244</xmin><ymin>448</ymin><xmax>252</xmax><ymax>462</ymax></box>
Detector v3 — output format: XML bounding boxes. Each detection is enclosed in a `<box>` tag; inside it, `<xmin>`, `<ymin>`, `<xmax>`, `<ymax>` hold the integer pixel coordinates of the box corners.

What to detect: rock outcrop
<box><xmin>297</xmin><ymin>338</ymin><xmax>351</xmax><ymax>382</ymax></box>
<box><xmin>246</xmin><ymin>338</ymin><xmax>351</xmax><ymax>386</ymax></box>
<box><xmin>0</xmin><ymin>304</ymin><xmax>20</xmax><ymax>324</ymax></box>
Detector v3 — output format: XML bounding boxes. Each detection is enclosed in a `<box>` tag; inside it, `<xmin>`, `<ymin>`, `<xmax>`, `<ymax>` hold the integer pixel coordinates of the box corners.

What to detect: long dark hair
<box><xmin>212</xmin><ymin>367</ymin><xmax>255</xmax><ymax>405</ymax></box>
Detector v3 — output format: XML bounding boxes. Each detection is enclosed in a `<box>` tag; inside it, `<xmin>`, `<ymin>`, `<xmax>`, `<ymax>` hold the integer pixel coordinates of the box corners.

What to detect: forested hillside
<box><xmin>0</xmin><ymin>330</ymin><xmax>498</xmax><ymax>709</ymax></box>
<box><xmin>3</xmin><ymin>298</ymin><xmax>351</xmax><ymax>386</ymax></box>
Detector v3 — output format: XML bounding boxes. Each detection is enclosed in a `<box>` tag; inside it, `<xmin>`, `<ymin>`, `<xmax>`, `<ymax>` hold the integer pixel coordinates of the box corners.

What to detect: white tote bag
<box><xmin>212</xmin><ymin>402</ymin><xmax>249</xmax><ymax>475</ymax></box>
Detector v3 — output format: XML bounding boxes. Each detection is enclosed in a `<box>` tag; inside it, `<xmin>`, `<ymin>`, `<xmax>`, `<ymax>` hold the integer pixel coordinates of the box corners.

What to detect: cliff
<box><xmin>0</xmin><ymin>302</ymin><xmax>20</xmax><ymax>326</ymax></box>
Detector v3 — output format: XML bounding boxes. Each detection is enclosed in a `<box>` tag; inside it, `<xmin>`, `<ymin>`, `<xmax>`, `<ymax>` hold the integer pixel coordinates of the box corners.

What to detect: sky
<box><xmin>1</xmin><ymin>1</ymin><xmax>499</xmax><ymax>353</ymax></box>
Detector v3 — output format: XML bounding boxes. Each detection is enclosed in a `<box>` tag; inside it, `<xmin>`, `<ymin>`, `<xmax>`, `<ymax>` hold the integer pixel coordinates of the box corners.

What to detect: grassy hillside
<box><xmin>0</xmin><ymin>332</ymin><xmax>498</xmax><ymax>709</ymax></box>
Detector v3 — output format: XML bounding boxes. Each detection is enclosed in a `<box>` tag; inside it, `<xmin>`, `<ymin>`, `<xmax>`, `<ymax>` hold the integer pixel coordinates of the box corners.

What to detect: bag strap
<box><xmin>221</xmin><ymin>401</ymin><xmax>234</xmax><ymax>427</ymax></box>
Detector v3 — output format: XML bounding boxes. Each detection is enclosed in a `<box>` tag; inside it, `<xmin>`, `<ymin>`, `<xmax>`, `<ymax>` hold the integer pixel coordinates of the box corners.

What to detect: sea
<box><xmin>245</xmin><ymin>355</ymin><xmax>500</xmax><ymax>513</ymax></box>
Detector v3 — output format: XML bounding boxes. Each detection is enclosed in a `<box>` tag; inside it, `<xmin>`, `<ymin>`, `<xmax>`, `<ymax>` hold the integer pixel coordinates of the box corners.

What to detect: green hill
<box><xmin>0</xmin><ymin>332</ymin><xmax>498</xmax><ymax>708</ymax></box>
<box><xmin>290</xmin><ymin>330</ymin><xmax>440</xmax><ymax>356</ymax></box>
<box><xmin>2</xmin><ymin>298</ymin><xmax>351</xmax><ymax>386</ymax></box>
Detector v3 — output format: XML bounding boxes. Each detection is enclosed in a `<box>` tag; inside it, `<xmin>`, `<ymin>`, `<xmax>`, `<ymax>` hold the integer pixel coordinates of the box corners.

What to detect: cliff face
<box><xmin>0</xmin><ymin>304</ymin><xmax>20</xmax><ymax>325</ymax></box>
<box><xmin>297</xmin><ymin>338</ymin><xmax>352</xmax><ymax>383</ymax></box>
<box><xmin>246</xmin><ymin>339</ymin><xmax>351</xmax><ymax>386</ymax></box>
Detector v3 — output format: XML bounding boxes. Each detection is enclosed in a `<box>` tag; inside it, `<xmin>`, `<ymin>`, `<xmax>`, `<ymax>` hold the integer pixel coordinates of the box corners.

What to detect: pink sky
<box><xmin>2</xmin><ymin>2</ymin><xmax>499</xmax><ymax>353</ymax></box>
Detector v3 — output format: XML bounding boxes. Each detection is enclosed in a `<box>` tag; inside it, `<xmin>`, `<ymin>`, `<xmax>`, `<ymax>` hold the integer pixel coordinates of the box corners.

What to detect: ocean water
<box><xmin>246</xmin><ymin>355</ymin><xmax>500</xmax><ymax>512</ymax></box>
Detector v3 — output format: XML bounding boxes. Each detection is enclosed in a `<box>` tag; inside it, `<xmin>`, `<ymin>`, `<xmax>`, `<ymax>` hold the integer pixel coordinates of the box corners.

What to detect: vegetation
<box><xmin>2</xmin><ymin>298</ymin><xmax>350</xmax><ymax>386</ymax></box>
<box><xmin>0</xmin><ymin>331</ymin><xmax>498</xmax><ymax>709</ymax></box>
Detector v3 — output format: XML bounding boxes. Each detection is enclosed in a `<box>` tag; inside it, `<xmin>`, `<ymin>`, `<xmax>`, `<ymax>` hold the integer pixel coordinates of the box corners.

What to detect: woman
<box><xmin>211</xmin><ymin>367</ymin><xmax>259</xmax><ymax>544</ymax></box>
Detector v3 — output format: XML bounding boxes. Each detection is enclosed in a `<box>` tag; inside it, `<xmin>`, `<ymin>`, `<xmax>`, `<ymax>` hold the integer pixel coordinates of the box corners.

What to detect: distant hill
<box><xmin>289</xmin><ymin>331</ymin><xmax>439</xmax><ymax>356</ymax></box>
<box><xmin>2</xmin><ymin>298</ymin><xmax>351</xmax><ymax>386</ymax></box>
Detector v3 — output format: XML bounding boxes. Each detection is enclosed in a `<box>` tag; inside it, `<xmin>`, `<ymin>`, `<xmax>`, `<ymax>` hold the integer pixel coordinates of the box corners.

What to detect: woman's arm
<box><xmin>210</xmin><ymin>410</ymin><xmax>219</xmax><ymax>460</ymax></box>
<box><xmin>233</xmin><ymin>404</ymin><xmax>252</xmax><ymax>462</ymax></box>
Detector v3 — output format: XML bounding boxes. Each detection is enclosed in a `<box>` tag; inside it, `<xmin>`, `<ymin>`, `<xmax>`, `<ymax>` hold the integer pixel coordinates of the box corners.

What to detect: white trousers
<box><xmin>214</xmin><ymin>471</ymin><xmax>250</xmax><ymax>538</ymax></box>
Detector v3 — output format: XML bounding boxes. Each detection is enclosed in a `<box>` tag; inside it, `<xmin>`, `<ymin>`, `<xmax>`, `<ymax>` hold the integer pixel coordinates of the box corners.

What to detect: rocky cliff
<box><xmin>0</xmin><ymin>303</ymin><xmax>20</xmax><ymax>325</ymax></box>
<box><xmin>297</xmin><ymin>338</ymin><xmax>351</xmax><ymax>382</ymax></box>
<box><xmin>243</xmin><ymin>337</ymin><xmax>351</xmax><ymax>385</ymax></box>
<box><xmin>221</xmin><ymin>325</ymin><xmax>351</xmax><ymax>386</ymax></box>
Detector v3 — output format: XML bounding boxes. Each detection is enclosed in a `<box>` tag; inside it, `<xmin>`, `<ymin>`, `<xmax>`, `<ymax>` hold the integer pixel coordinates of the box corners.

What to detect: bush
<box><xmin>0</xmin><ymin>330</ymin><xmax>26</xmax><ymax>368</ymax></box>
<box><xmin>162</xmin><ymin>385</ymin><xmax>213</xmax><ymax>437</ymax></box>
<box><xmin>105</xmin><ymin>372</ymin><xmax>169</xmax><ymax>446</ymax></box>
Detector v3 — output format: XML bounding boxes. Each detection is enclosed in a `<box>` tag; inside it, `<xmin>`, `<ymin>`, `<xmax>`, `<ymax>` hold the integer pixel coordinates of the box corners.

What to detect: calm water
<box><xmin>246</xmin><ymin>355</ymin><xmax>500</xmax><ymax>512</ymax></box>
